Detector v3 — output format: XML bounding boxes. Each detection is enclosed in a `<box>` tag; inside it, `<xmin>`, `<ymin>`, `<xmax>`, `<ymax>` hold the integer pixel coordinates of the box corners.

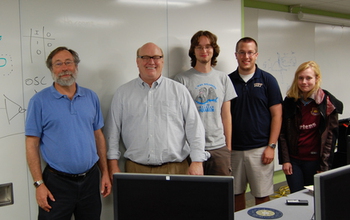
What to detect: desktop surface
<box><xmin>235</xmin><ymin>189</ymin><xmax>314</xmax><ymax>220</ymax></box>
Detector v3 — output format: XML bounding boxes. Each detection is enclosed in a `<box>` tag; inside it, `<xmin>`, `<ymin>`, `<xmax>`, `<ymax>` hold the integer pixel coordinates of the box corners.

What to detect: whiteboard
<box><xmin>245</xmin><ymin>8</ymin><xmax>350</xmax><ymax>118</ymax></box>
<box><xmin>0</xmin><ymin>1</ymin><xmax>25</xmax><ymax>139</ymax></box>
<box><xmin>20</xmin><ymin>0</ymin><xmax>241</xmax><ymax>119</ymax></box>
<box><xmin>0</xmin><ymin>0</ymin><xmax>241</xmax><ymax>219</ymax></box>
<box><xmin>0</xmin><ymin>0</ymin><xmax>30</xmax><ymax>219</ymax></box>
<box><xmin>315</xmin><ymin>25</ymin><xmax>350</xmax><ymax>116</ymax></box>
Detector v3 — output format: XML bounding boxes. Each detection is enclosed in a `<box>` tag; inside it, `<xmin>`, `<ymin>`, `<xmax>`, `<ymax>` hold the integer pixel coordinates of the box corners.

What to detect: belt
<box><xmin>46</xmin><ymin>164</ymin><xmax>96</xmax><ymax>179</ymax></box>
<box><xmin>127</xmin><ymin>158</ymin><xmax>189</xmax><ymax>167</ymax></box>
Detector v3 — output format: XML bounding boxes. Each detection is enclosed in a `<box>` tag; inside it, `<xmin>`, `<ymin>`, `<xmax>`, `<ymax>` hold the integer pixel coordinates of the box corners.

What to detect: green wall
<box><xmin>244</xmin><ymin>0</ymin><xmax>350</xmax><ymax>19</ymax></box>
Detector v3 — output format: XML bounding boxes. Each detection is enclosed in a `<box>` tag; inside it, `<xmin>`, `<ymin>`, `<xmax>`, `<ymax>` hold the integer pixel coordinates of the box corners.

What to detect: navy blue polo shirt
<box><xmin>229</xmin><ymin>65</ymin><xmax>282</xmax><ymax>151</ymax></box>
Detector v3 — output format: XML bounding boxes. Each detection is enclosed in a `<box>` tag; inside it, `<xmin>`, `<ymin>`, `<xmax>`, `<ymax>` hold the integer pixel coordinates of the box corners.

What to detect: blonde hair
<box><xmin>286</xmin><ymin>61</ymin><xmax>322</xmax><ymax>101</ymax></box>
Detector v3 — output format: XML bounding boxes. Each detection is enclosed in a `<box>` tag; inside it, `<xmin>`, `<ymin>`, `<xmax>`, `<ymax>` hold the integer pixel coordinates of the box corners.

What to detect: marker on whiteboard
<box><xmin>0</xmin><ymin>36</ymin><xmax>2</xmax><ymax>40</ymax></box>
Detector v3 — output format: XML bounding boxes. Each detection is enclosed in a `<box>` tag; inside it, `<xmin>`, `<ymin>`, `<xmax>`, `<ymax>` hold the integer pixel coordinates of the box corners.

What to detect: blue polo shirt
<box><xmin>229</xmin><ymin>65</ymin><xmax>282</xmax><ymax>150</ymax></box>
<box><xmin>25</xmin><ymin>83</ymin><xmax>104</xmax><ymax>174</ymax></box>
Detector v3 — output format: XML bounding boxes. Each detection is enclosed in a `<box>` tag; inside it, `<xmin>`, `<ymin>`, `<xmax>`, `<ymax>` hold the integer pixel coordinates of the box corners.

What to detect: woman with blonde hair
<box><xmin>278</xmin><ymin>61</ymin><xmax>343</xmax><ymax>193</ymax></box>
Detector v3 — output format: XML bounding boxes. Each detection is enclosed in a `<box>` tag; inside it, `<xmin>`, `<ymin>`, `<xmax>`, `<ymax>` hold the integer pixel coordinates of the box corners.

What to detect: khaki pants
<box><xmin>125</xmin><ymin>159</ymin><xmax>189</xmax><ymax>174</ymax></box>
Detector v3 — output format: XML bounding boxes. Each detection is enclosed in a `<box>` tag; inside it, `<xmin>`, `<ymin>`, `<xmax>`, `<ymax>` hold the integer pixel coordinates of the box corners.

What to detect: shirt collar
<box><xmin>137</xmin><ymin>75</ymin><xmax>163</xmax><ymax>88</ymax></box>
<box><xmin>233</xmin><ymin>64</ymin><xmax>261</xmax><ymax>81</ymax></box>
<box><xmin>50</xmin><ymin>83</ymin><xmax>83</xmax><ymax>99</ymax></box>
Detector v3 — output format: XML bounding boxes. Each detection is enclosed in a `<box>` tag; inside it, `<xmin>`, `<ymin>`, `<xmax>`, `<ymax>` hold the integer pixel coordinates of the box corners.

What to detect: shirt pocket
<box><xmin>160</xmin><ymin>100</ymin><xmax>179</xmax><ymax>121</ymax></box>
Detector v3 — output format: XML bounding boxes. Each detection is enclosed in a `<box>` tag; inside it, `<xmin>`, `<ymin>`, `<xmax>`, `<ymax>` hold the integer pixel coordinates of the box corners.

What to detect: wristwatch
<box><xmin>33</xmin><ymin>180</ymin><xmax>44</xmax><ymax>188</ymax></box>
<box><xmin>268</xmin><ymin>143</ymin><xmax>276</xmax><ymax>149</ymax></box>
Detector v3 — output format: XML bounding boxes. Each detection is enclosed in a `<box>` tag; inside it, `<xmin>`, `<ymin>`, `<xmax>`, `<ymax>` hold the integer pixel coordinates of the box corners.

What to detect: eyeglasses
<box><xmin>195</xmin><ymin>45</ymin><xmax>213</xmax><ymax>51</ymax></box>
<box><xmin>53</xmin><ymin>60</ymin><xmax>75</xmax><ymax>68</ymax></box>
<box><xmin>137</xmin><ymin>55</ymin><xmax>163</xmax><ymax>62</ymax></box>
<box><xmin>236</xmin><ymin>51</ymin><xmax>257</xmax><ymax>57</ymax></box>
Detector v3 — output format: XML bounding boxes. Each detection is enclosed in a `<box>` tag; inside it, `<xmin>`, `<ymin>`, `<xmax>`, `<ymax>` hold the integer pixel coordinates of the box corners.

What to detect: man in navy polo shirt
<box><xmin>25</xmin><ymin>47</ymin><xmax>111</xmax><ymax>219</ymax></box>
<box><xmin>229</xmin><ymin>37</ymin><xmax>282</xmax><ymax>211</ymax></box>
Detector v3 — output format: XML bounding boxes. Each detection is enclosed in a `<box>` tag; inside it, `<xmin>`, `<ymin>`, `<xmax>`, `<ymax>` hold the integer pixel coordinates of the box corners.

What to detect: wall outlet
<box><xmin>0</xmin><ymin>183</ymin><xmax>14</xmax><ymax>206</ymax></box>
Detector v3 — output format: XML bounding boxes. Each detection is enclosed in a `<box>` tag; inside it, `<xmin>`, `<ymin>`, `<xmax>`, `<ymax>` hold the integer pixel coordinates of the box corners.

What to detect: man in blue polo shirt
<box><xmin>229</xmin><ymin>37</ymin><xmax>282</xmax><ymax>211</ymax></box>
<box><xmin>25</xmin><ymin>47</ymin><xmax>111</xmax><ymax>219</ymax></box>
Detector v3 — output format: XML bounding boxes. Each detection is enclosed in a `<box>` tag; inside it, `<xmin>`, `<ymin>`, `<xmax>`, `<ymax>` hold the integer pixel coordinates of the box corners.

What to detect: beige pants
<box><xmin>231</xmin><ymin>147</ymin><xmax>274</xmax><ymax>198</ymax></box>
<box><xmin>125</xmin><ymin>159</ymin><xmax>189</xmax><ymax>174</ymax></box>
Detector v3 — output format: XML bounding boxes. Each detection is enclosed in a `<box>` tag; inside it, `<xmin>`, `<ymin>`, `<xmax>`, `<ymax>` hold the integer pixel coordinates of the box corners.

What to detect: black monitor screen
<box><xmin>314</xmin><ymin>164</ymin><xmax>350</xmax><ymax>220</ymax></box>
<box><xmin>113</xmin><ymin>173</ymin><xmax>234</xmax><ymax>220</ymax></box>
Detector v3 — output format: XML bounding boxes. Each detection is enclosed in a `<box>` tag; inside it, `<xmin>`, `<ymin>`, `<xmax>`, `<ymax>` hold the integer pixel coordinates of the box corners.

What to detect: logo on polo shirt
<box><xmin>311</xmin><ymin>107</ymin><xmax>320</xmax><ymax>116</ymax></box>
<box><xmin>254</xmin><ymin>83</ymin><xmax>263</xmax><ymax>87</ymax></box>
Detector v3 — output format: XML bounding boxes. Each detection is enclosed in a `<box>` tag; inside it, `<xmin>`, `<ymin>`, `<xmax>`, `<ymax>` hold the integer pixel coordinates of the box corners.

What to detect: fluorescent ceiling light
<box><xmin>298</xmin><ymin>12</ymin><xmax>350</xmax><ymax>27</ymax></box>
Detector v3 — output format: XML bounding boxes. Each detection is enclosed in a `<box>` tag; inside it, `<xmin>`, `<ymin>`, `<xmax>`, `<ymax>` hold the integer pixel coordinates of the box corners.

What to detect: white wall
<box><xmin>245</xmin><ymin>8</ymin><xmax>350</xmax><ymax>118</ymax></box>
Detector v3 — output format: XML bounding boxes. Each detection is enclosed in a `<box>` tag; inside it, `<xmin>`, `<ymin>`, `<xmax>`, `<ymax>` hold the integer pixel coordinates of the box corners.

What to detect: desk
<box><xmin>235</xmin><ymin>189</ymin><xmax>314</xmax><ymax>219</ymax></box>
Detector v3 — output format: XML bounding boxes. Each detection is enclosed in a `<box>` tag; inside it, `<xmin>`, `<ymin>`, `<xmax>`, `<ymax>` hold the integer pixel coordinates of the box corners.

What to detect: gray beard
<box><xmin>52</xmin><ymin>70</ymin><xmax>77</xmax><ymax>86</ymax></box>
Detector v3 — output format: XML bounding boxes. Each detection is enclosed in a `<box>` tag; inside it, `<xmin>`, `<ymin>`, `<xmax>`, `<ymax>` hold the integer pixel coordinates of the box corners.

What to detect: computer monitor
<box><xmin>314</xmin><ymin>164</ymin><xmax>350</xmax><ymax>220</ymax></box>
<box><xmin>113</xmin><ymin>173</ymin><xmax>234</xmax><ymax>220</ymax></box>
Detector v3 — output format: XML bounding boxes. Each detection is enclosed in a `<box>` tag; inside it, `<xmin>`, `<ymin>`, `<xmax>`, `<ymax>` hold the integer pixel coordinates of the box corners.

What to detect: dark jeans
<box><xmin>39</xmin><ymin>165</ymin><xmax>101</xmax><ymax>220</ymax></box>
<box><xmin>286</xmin><ymin>158</ymin><xmax>320</xmax><ymax>193</ymax></box>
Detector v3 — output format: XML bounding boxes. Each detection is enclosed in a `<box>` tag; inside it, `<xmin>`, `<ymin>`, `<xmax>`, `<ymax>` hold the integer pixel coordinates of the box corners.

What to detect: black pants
<box><xmin>286</xmin><ymin>158</ymin><xmax>320</xmax><ymax>193</ymax></box>
<box><xmin>39</xmin><ymin>165</ymin><xmax>101</xmax><ymax>220</ymax></box>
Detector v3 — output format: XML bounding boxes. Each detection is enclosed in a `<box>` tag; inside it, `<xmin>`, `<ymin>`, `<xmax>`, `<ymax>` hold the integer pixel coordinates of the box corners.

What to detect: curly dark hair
<box><xmin>188</xmin><ymin>30</ymin><xmax>220</xmax><ymax>67</ymax></box>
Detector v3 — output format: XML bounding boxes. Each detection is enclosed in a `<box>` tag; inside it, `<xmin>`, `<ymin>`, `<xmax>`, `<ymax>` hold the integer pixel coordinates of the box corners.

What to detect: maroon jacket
<box><xmin>278</xmin><ymin>89</ymin><xmax>343</xmax><ymax>171</ymax></box>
